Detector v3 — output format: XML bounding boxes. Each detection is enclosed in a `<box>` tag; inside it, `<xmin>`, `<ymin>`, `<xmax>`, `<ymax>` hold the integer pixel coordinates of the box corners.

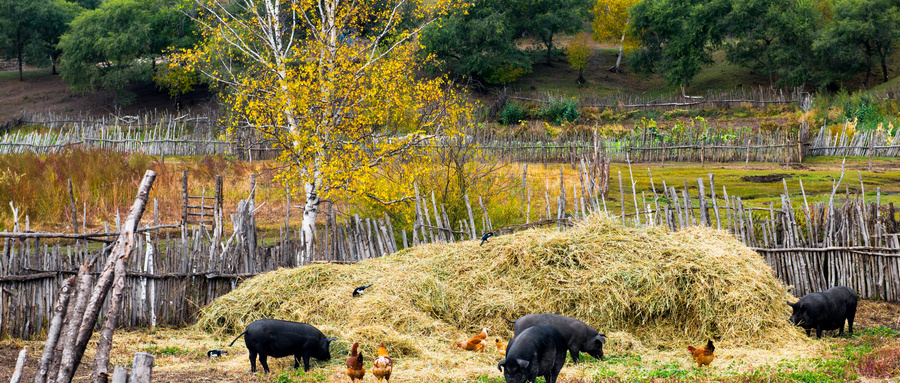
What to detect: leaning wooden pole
<box><xmin>56</xmin><ymin>170</ymin><xmax>157</xmax><ymax>383</ymax></box>
<box><xmin>33</xmin><ymin>277</ymin><xmax>75</xmax><ymax>383</ymax></box>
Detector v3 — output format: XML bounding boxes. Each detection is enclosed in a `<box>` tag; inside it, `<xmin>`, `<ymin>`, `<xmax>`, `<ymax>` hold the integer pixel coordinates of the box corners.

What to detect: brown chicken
<box><xmin>494</xmin><ymin>338</ymin><xmax>507</xmax><ymax>355</ymax></box>
<box><xmin>687</xmin><ymin>340</ymin><xmax>715</xmax><ymax>368</ymax></box>
<box><xmin>456</xmin><ymin>328</ymin><xmax>489</xmax><ymax>352</ymax></box>
<box><xmin>346</xmin><ymin>342</ymin><xmax>365</xmax><ymax>383</ymax></box>
<box><xmin>372</xmin><ymin>343</ymin><xmax>393</xmax><ymax>383</ymax></box>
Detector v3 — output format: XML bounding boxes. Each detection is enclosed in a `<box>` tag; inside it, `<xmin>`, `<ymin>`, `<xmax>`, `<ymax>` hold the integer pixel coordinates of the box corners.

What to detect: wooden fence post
<box><xmin>110</xmin><ymin>366</ymin><xmax>127</xmax><ymax>383</ymax></box>
<box><xmin>68</xmin><ymin>179</ymin><xmax>78</xmax><ymax>234</ymax></box>
<box><xmin>33</xmin><ymin>277</ymin><xmax>74</xmax><ymax>383</ymax></box>
<box><xmin>58</xmin><ymin>170</ymin><xmax>156</xmax><ymax>383</ymax></box>
<box><xmin>10</xmin><ymin>347</ymin><xmax>27</xmax><ymax>383</ymax></box>
<box><xmin>129</xmin><ymin>353</ymin><xmax>154</xmax><ymax>383</ymax></box>
<box><xmin>181</xmin><ymin>171</ymin><xmax>188</xmax><ymax>225</ymax></box>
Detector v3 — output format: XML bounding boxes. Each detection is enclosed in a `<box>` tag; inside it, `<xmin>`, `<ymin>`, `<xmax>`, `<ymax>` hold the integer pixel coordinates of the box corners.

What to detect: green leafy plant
<box><xmin>500</xmin><ymin>102</ymin><xmax>528</xmax><ymax>125</ymax></box>
<box><xmin>541</xmin><ymin>96</ymin><xmax>579</xmax><ymax>124</ymax></box>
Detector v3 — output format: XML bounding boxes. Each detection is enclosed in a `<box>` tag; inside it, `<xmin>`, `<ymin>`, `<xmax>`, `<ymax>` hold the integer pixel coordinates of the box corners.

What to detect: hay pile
<box><xmin>197</xmin><ymin>214</ymin><xmax>809</xmax><ymax>380</ymax></box>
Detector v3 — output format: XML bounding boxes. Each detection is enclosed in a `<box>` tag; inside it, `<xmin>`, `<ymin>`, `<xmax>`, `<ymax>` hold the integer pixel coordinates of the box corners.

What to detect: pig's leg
<box><xmin>570</xmin><ymin>349</ymin><xmax>580</xmax><ymax>364</ymax></box>
<box><xmin>259</xmin><ymin>353</ymin><xmax>271</xmax><ymax>373</ymax></box>
<box><xmin>249</xmin><ymin>350</ymin><xmax>258</xmax><ymax>373</ymax></box>
<box><xmin>847</xmin><ymin>310</ymin><xmax>856</xmax><ymax>336</ymax></box>
<box><xmin>302</xmin><ymin>354</ymin><xmax>311</xmax><ymax>371</ymax></box>
<box><xmin>815</xmin><ymin>327</ymin><xmax>823</xmax><ymax>338</ymax></box>
<box><xmin>293</xmin><ymin>355</ymin><xmax>301</xmax><ymax>370</ymax></box>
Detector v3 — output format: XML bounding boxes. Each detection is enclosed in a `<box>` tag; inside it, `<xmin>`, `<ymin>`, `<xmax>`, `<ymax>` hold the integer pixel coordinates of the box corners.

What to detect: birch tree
<box><xmin>172</xmin><ymin>0</ymin><xmax>468</xmax><ymax>256</ymax></box>
<box><xmin>591</xmin><ymin>0</ymin><xmax>638</xmax><ymax>73</ymax></box>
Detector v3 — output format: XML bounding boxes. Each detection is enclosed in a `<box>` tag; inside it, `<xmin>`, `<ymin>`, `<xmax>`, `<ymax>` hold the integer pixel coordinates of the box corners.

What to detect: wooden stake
<box><xmin>68</xmin><ymin>179</ymin><xmax>78</xmax><ymax>234</ymax></box>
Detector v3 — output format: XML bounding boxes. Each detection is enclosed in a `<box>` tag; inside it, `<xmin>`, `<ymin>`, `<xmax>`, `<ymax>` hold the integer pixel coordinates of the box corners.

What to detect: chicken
<box><xmin>474</xmin><ymin>327</ymin><xmax>488</xmax><ymax>342</ymax></box>
<box><xmin>456</xmin><ymin>328</ymin><xmax>489</xmax><ymax>352</ymax></box>
<box><xmin>494</xmin><ymin>338</ymin><xmax>506</xmax><ymax>355</ymax></box>
<box><xmin>346</xmin><ymin>342</ymin><xmax>365</xmax><ymax>383</ymax></box>
<box><xmin>372</xmin><ymin>343</ymin><xmax>393</xmax><ymax>383</ymax></box>
<box><xmin>687</xmin><ymin>339</ymin><xmax>715</xmax><ymax>368</ymax></box>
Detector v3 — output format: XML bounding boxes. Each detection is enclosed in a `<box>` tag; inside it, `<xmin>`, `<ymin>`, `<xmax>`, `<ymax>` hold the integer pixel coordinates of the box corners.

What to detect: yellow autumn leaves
<box><xmin>166</xmin><ymin>0</ymin><xmax>471</xmax><ymax>209</ymax></box>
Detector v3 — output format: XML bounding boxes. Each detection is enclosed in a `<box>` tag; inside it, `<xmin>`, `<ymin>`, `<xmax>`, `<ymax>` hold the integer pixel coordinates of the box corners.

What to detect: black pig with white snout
<box><xmin>788</xmin><ymin>286</ymin><xmax>858</xmax><ymax>338</ymax></box>
<box><xmin>229</xmin><ymin>319</ymin><xmax>335</xmax><ymax>373</ymax></box>
<box><xmin>497</xmin><ymin>326</ymin><xmax>567</xmax><ymax>383</ymax></box>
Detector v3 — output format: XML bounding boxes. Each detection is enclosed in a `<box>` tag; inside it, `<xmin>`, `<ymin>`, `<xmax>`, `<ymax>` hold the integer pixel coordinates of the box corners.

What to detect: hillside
<box><xmin>0</xmin><ymin>69</ymin><xmax>215</xmax><ymax>123</ymax></box>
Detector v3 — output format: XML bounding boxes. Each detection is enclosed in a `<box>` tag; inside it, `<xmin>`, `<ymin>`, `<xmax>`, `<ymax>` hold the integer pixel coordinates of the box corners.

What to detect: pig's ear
<box><xmin>786</xmin><ymin>301</ymin><xmax>796</xmax><ymax>308</ymax></box>
<box><xmin>516</xmin><ymin>359</ymin><xmax>530</xmax><ymax>370</ymax></box>
<box><xmin>326</xmin><ymin>337</ymin><xmax>337</xmax><ymax>343</ymax></box>
<box><xmin>596</xmin><ymin>334</ymin><xmax>607</xmax><ymax>345</ymax></box>
<box><xmin>497</xmin><ymin>360</ymin><xmax>506</xmax><ymax>372</ymax></box>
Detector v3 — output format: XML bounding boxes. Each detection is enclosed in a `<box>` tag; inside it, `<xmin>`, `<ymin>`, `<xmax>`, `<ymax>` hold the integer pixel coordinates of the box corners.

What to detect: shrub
<box><xmin>542</xmin><ymin>96</ymin><xmax>579</xmax><ymax>124</ymax></box>
<box><xmin>500</xmin><ymin>102</ymin><xmax>527</xmax><ymax>125</ymax></box>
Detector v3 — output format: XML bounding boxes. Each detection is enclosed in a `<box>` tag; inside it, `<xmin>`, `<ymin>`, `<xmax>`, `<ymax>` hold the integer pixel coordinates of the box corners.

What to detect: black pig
<box><xmin>229</xmin><ymin>319</ymin><xmax>336</xmax><ymax>373</ymax></box>
<box><xmin>505</xmin><ymin>313</ymin><xmax>606</xmax><ymax>362</ymax></box>
<box><xmin>788</xmin><ymin>286</ymin><xmax>858</xmax><ymax>338</ymax></box>
<box><xmin>498</xmin><ymin>326</ymin><xmax>567</xmax><ymax>383</ymax></box>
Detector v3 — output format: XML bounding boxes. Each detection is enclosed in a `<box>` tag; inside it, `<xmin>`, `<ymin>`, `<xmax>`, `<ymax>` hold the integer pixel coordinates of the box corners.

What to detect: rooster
<box><xmin>346</xmin><ymin>342</ymin><xmax>365</xmax><ymax>383</ymax></box>
<box><xmin>372</xmin><ymin>343</ymin><xmax>393</xmax><ymax>383</ymax></box>
<box><xmin>687</xmin><ymin>340</ymin><xmax>715</xmax><ymax>368</ymax></box>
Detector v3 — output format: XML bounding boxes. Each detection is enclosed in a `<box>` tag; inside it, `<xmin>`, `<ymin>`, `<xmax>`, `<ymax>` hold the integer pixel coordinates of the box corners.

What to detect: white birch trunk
<box><xmin>302</xmin><ymin>180</ymin><xmax>320</xmax><ymax>263</ymax></box>
<box><xmin>611</xmin><ymin>33</ymin><xmax>625</xmax><ymax>72</ymax></box>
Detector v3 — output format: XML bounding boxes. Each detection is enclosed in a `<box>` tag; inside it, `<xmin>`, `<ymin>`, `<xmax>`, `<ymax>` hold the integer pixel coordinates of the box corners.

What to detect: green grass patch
<box><xmin>271</xmin><ymin>368</ymin><xmax>329</xmax><ymax>383</ymax></box>
<box><xmin>143</xmin><ymin>344</ymin><xmax>192</xmax><ymax>356</ymax></box>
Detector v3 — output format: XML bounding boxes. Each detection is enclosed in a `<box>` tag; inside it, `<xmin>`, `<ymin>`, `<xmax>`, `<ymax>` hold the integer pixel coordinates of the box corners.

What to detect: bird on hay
<box><xmin>207</xmin><ymin>349</ymin><xmax>227</xmax><ymax>358</ymax></box>
<box><xmin>353</xmin><ymin>284</ymin><xmax>373</xmax><ymax>297</ymax></box>
<box><xmin>480</xmin><ymin>232</ymin><xmax>494</xmax><ymax>246</ymax></box>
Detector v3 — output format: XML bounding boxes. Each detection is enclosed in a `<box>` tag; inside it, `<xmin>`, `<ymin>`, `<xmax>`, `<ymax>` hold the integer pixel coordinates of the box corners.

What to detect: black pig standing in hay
<box><xmin>229</xmin><ymin>319</ymin><xmax>336</xmax><ymax>373</ymax></box>
<box><xmin>788</xmin><ymin>286</ymin><xmax>858</xmax><ymax>338</ymax></box>
<box><xmin>498</xmin><ymin>326</ymin><xmax>568</xmax><ymax>383</ymax></box>
<box><xmin>504</xmin><ymin>313</ymin><xmax>606</xmax><ymax>362</ymax></box>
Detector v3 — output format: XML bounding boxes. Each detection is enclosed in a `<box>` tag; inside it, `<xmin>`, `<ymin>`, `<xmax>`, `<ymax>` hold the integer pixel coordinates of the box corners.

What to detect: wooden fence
<box><xmin>462</xmin><ymin>123</ymin><xmax>808</xmax><ymax>165</ymax></box>
<box><xmin>809</xmin><ymin>122</ymin><xmax>900</xmax><ymax>158</ymax></box>
<box><xmin>505</xmin><ymin>86</ymin><xmax>810</xmax><ymax>111</ymax></box>
<box><xmin>0</xmin><ymin>112</ymin><xmax>281</xmax><ymax>160</ymax></box>
<box><xmin>2</xmin><ymin>161</ymin><xmax>900</xmax><ymax>339</ymax></box>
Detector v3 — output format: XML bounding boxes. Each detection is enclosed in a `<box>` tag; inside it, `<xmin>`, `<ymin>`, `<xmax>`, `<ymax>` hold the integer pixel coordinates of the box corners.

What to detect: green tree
<box><xmin>0</xmin><ymin>0</ymin><xmax>79</xmax><ymax>80</ymax></box>
<box><xmin>31</xmin><ymin>0</ymin><xmax>82</xmax><ymax>75</ymax></box>
<box><xmin>627</xmin><ymin>0</ymin><xmax>729</xmax><ymax>86</ymax></box>
<box><xmin>58</xmin><ymin>0</ymin><xmax>196</xmax><ymax>102</ymax></box>
<box><xmin>817</xmin><ymin>0</ymin><xmax>900</xmax><ymax>86</ymax></box>
<box><xmin>722</xmin><ymin>0</ymin><xmax>823</xmax><ymax>87</ymax></box>
<box><xmin>75</xmin><ymin>0</ymin><xmax>100</xmax><ymax>9</ymax></box>
<box><xmin>509</xmin><ymin>0</ymin><xmax>590</xmax><ymax>65</ymax></box>
<box><xmin>420</xmin><ymin>0</ymin><xmax>531</xmax><ymax>84</ymax></box>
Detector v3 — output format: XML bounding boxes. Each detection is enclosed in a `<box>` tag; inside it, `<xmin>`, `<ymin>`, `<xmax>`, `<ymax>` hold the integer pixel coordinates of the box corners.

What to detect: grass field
<box><xmin>1</xmin><ymin>149</ymin><xmax>898</xmax><ymax>235</ymax></box>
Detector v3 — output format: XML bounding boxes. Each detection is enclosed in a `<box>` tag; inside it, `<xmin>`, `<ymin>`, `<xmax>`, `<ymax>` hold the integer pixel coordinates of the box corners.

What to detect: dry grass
<box><xmin>195</xmin><ymin>214</ymin><xmax>813</xmax><ymax>382</ymax></box>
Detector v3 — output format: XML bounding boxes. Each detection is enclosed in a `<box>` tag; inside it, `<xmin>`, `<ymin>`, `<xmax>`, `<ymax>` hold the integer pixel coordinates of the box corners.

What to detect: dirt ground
<box><xmin>0</xmin><ymin>68</ymin><xmax>215</xmax><ymax>123</ymax></box>
<box><xmin>0</xmin><ymin>300</ymin><xmax>898</xmax><ymax>382</ymax></box>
